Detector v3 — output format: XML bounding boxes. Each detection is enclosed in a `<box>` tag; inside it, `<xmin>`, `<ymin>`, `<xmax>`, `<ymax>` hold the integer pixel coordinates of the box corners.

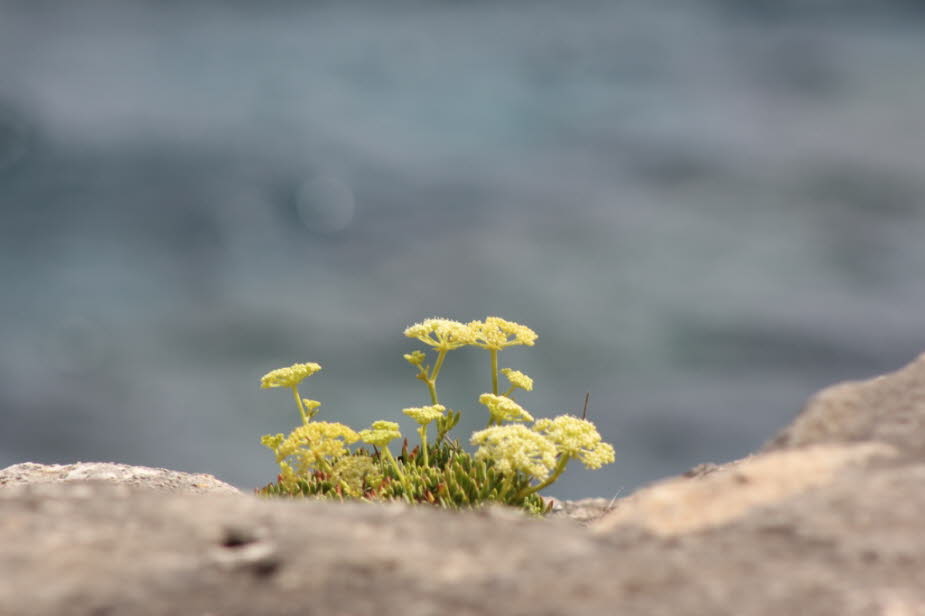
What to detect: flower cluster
<box><xmin>261</xmin><ymin>420</ymin><xmax>360</xmax><ymax>486</ymax></box>
<box><xmin>402</xmin><ymin>404</ymin><xmax>446</xmax><ymax>425</ymax></box>
<box><xmin>533</xmin><ymin>415</ymin><xmax>616</xmax><ymax>470</ymax></box>
<box><xmin>479</xmin><ymin>393</ymin><xmax>534</xmax><ymax>424</ymax></box>
<box><xmin>502</xmin><ymin>368</ymin><xmax>533</xmax><ymax>392</ymax></box>
<box><xmin>260</xmin><ymin>362</ymin><xmax>322</xmax><ymax>389</ymax></box>
<box><xmin>404</xmin><ymin>318</ymin><xmax>473</xmax><ymax>351</ymax></box>
<box><xmin>358</xmin><ymin>420</ymin><xmax>402</xmax><ymax>447</ymax></box>
<box><xmin>258</xmin><ymin>317</ymin><xmax>614</xmax><ymax>513</ymax></box>
<box><xmin>470</xmin><ymin>424</ymin><xmax>557</xmax><ymax>480</ymax></box>
<box><xmin>467</xmin><ymin>316</ymin><xmax>538</xmax><ymax>350</ymax></box>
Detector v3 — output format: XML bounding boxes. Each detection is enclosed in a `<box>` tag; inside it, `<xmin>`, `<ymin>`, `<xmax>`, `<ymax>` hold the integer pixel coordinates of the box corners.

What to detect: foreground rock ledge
<box><xmin>3</xmin><ymin>352</ymin><xmax>925</xmax><ymax>615</ymax></box>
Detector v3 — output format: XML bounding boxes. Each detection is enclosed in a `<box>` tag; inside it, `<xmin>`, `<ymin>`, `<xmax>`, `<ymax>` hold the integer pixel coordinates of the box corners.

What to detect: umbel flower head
<box><xmin>479</xmin><ymin>393</ymin><xmax>534</xmax><ymax>423</ymax></box>
<box><xmin>262</xmin><ymin>422</ymin><xmax>360</xmax><ymax>491</ymax></box>
<box><xmin>470</xmin><ymin>424</ymin><xmax>557</xmax><ymax>481</ymax></box>
<box><xmin>261</xmin><ymin>363</ymin><xmax>322</xmax><ymax>389</ymax></box>
<box><xmin>268</xmin><ymin>421</ymin><xmax>360</xmax><ymax>470</ymax></box>
<box><xmin>532</xmin><ymin>415</ymin><xmax>616</xmax><ymax>469</ymax></box>
<box><xmin>467</xmin><ymin>317</ymin><xmax>537</xmax><ymax>350</ymax></box>
<box><xmin>359</xmin><ymin>420</ymin><xmax>402</xmax><ymax>447</ymax></box>
<box><xmin>403</xmin><ymin>404</ymin><xmax>446</xmax><ymax>425</ymax></box>
<box><xmin>502</xmin><ymin>368</ymin><xmax>533</xmax><ymax>392</ymax></box>
<box><xmin>404</xmin><ymin>318</ymin><xmax>473</xmax><ymax>352</ymax></box>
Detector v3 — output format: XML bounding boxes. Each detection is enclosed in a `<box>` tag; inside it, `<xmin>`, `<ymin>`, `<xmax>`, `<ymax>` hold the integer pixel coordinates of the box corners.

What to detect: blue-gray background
<box><xmin>2</xmin><ymin>0</ymin><xmax>924</xmax><ymax>499</ymax></box>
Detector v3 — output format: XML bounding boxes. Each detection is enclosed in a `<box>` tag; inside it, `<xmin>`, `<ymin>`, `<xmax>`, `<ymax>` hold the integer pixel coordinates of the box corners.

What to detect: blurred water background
<box><xmin>1</xmin><ymin>0</ymin><xmax>924</xmax><ymax>499</ymax></box>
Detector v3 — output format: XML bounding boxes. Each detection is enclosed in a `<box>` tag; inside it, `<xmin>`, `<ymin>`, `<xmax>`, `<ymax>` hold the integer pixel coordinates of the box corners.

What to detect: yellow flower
<box><xmin>470</xmin><ymin>425</ymin><xmax>557</xmax><ymax>481</ymax></box>
<box><xmin>403</xmin><ymin>350</ymin><xmax>427</xmax><ymax>367</ymax></box>
<box><xmin>260</xmin><ymin>362</ymin><xmax>322</xmax><ymax>388</ymax></box>
<box><xmin>274</xmin><ymin>421</ymin><xmax>360</xmax><ymax>472</ymax></box>
<box><xmin>278</xmin><ymin>461</ymin><xmax>298</xmax><ymax>488</ymax></box>
<box><xmin>359</xmin><ymin>420</ymin><xmax>408</xmax><ymax>487</ymax></box>
<box><xmin>330</xmin><ymin>456</ymin><xmax>382</xmax><ymax>498</ymax></box>
<box><xmin>467</xmin><ymin>317</ymin><xmax>537</xmax><ymax>350</ymax></box>
<box><xmin>359</xmin><ymin>420</ymin><xmax>402</xmax><ymax>447</ymax></box>
<box><xmin>502</xmin><ymin>368</ymin><xmax>533</xmax><ymax>392</ymax></box>
<box><xmin>402</xmin><ymin>404</ymin><xmax>446</xmax><ymax>425</ymax></box>
<box><xmin>479</xmin><ymin>393</ymin><xmax>534</xmax><ymax>423</ymax></box>
<box><xmin>260</xmin><ymin>433</ymin><xmax>285</xmax><ymax>452</ymax></box>
<box><xmin>403</xmin><ymin>318</ymin><xmax>473</xmax><ymax>352</ymax></box>
<box><xmin>532</xmin><ymin>415</ymin><xmax>615</xmax><ymax>469</ymax></box>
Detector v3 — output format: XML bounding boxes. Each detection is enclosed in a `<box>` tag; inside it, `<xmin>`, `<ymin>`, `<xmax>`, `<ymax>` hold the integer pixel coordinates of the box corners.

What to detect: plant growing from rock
<box><xmin>257</xmin><ymin>317</ymin><xmax>615</xmax><ymax>514</ymax></box>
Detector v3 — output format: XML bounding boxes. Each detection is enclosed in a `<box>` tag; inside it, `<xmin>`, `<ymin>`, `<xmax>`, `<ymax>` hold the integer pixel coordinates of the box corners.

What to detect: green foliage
<box><xmin>257</xmin><ymin>317</ymin><xmax>614</xmax><ymax>515</ymax></box>
<box><xmin>259</xmin><ymin>440</ymin><xmax>549</xmax><ymax>515</ymax></box>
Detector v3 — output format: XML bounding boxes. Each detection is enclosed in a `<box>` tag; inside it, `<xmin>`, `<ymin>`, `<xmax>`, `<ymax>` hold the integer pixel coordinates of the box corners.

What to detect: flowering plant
<box><xmin>257</xmin><ymin>317</ymin><xmax>615</xmax><ymax>514</ymax></box>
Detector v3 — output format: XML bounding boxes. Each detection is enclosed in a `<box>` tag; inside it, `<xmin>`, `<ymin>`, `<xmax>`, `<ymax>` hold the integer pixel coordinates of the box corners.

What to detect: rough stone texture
<box><xmin>592</xmin><ymin>441</ymin><xmax>897</xmax><ymax>537</ymax></box>
<box><xmin>545</xmin><ymin>496</ymin><xmax>617</xmax><ymax>525</ymax></box>
<box><xmin>0</xmin><ymin>461</ymin><xmax>241</xmax><ymax>494</ymax></box>
<box><xmin>762</xmin><ymin>351</ymin><xmax>925</xmax><ymax>458</ymax></box>
<box><xmin>4</xmin><ymin>351</ymin><xmax>925</xmax><ymax>615</ymax></box>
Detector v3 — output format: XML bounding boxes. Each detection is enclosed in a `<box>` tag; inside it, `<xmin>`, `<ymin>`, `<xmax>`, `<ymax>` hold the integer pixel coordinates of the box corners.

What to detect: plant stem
<box><xmin>425</xmin><ymin>380</ymin><xmax>439</xmax><ymax>406</ymax></box>
<box><xmin>291</xmin><ymin>386</ymin><xmax>308</xmax><ymax>424</ymax></box>
<box><xmin>425</xmin><ymin>350</ymin><xmax>448</xmax><ymax>405</ymax></box>
<box><xmin>431</xmin><ymin>349</ymin><xmax>448</xmax><ymax>382</ymax></box>
<box><xmin>490</xmin><ymin>349</ymin><xmax>499</xmax><ymax>395</ymax></box>
<box><xmin>515</xmin><ymin>455</ymin><xmax>571</xmax><ymax>501</ymax></box>
<box><xmin>419</xmin><ymin>425</ymin><xmax>430</xmax><ymax>467</ymax></box>
<box><xmin>380</xmin><ymin>447</ymin><xmax>414</xmax><ymax>498</ymax></box>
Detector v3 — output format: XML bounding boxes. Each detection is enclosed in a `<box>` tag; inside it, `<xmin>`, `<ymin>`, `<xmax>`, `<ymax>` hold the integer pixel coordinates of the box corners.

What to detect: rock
<box><xmin>0</xmin><ymin>482</ymin><xmax>616</xmax><ymax>616</ymax></box>
<box><xmin>544</xmin><ymin>496</ymin><xmax>617</xmax><ymax>525</ymax></box>
<box><xmin>762</xmin><ymin>351</ymin><xmax>925</xmax><ymax>457</ymax></box>
<box><xmin>3</xmin><ymin>352</ymin><xmax>925</xmax><ymax>615</ymax></box>
<box><xmin>592</xmin><ymin>441</ymin><xmax>897</xmax><ymax>537</ymax></box>
<box><xmin>0</xmin><ymin>461</ymin><xmax>241</xmax><ymax>494</ymax></box>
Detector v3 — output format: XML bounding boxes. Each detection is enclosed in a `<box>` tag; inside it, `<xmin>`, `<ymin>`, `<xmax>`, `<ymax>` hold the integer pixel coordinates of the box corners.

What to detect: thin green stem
<box><xmin>424</xmin><ymin>350</ymin><xmax>448</xmax><ymax>405</ymax></box>
<box><xmin>419</xmin><ymin>425</ymin><xmax>430</xmax><ymax>467</ymax></box>
<box><xmin>425</xmin><ymin>379</ymin><xmax>439</xmax><ymax>406</ymax></box>
<box><xmin>490</xmin><ymin>349</ymin><xmax>499</xmax><ymax>395</ymax></box>
<box><xmin>291</xmin><ymin>386</ymin><xmax>308</xmax><ymax>424</ymax></box>
<box><xmin>515</xmin><ymin>455</ymin><xmax>571</xmax><ymax>501</ymax></box>
<box><xmin>380</xmin><ymin>447</ymin><xmax>414</xmax><ymax>498</ymax></box>
<box><xmin>431</xmin><ymin>349</ymin><xmax>448</xmax><ymax>382</ymax></box>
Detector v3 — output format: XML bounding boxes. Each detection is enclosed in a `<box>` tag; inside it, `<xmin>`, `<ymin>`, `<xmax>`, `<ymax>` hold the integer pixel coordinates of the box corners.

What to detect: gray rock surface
<box><xmin>762</xmin><ymin>350</ymin><xmax>925</xmax><ymax>458</ymax></box>
<box><xmin>0</xmin><ymin>461</ymin><xmax>241</xmax><ymax>494</ymax></box>
<box><xmin>4</xmin><ymin>351</ymin><xmax>925</xmax><ymax>615</ymax></box>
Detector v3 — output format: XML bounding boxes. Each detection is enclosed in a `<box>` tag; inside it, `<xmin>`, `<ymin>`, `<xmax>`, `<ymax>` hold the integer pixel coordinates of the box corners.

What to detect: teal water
<box><xmin>1</xmin><ymin>1</ymin><xmax>924</xmax><ymax>499</ymax></box>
